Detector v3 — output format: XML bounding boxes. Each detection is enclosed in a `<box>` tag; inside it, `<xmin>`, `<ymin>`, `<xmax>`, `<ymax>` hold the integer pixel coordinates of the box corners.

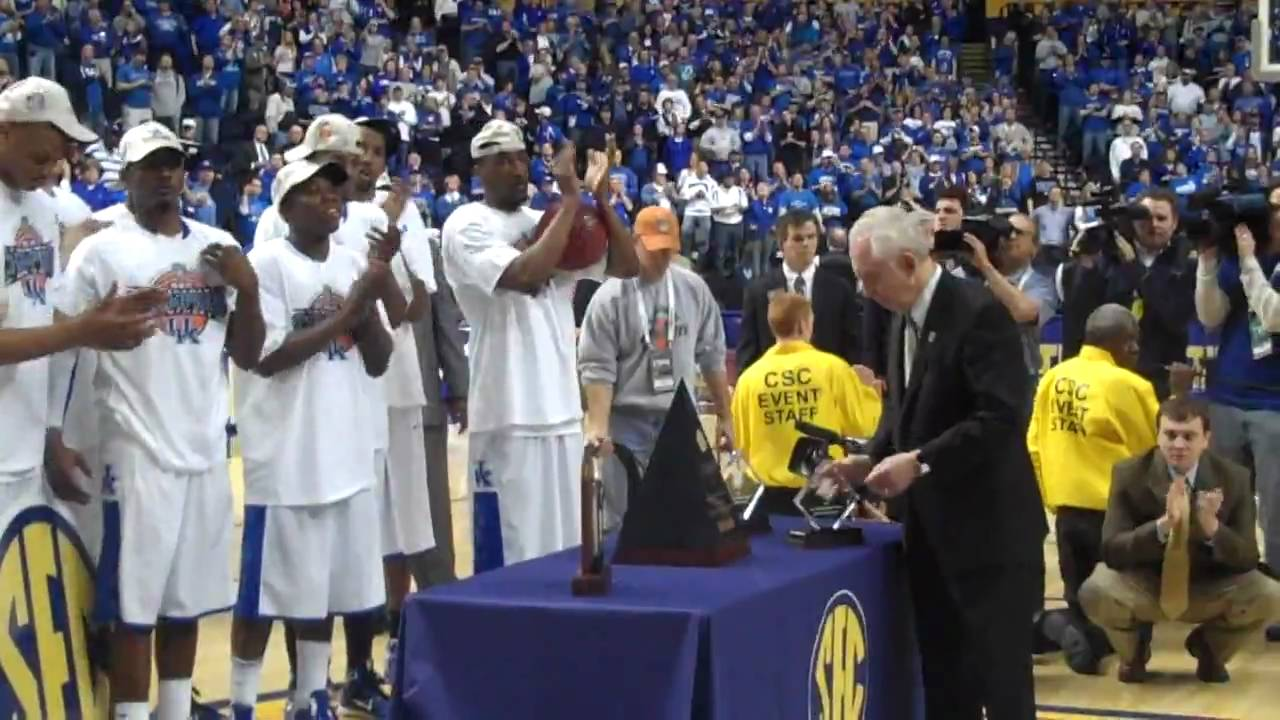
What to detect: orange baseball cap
<box><xmin>633</xmin><ymin>206</ymin><xmax>680</xmax><ymax>251</ymax></box>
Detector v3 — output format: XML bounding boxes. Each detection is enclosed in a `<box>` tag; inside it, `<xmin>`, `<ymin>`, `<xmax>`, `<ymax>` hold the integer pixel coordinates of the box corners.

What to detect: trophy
<box><xmin>785</xmin><ymin>421</ymin><xmax>870</xmax><ymax>548</ymax></box>
<box><xmin>571</xmin><ymin>441</ymin><xmax>611</xmax><ymax>596</ymax></box>
<box><xmin>613</xmin><ymin>382</ymin><xmax>750</xmax><ymax>567</ymax></box>
<box><xmin>722</xmin><ymin>451</ymin><xmax>772</xmax><ymax>535</ymax></box>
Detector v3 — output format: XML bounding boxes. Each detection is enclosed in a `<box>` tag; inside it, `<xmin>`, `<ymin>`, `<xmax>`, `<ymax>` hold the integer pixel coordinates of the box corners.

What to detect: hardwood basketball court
<box><xmin>171</xmin><ymin>430</ymin><xmax>1274</xmax><ymax>719</ymax></box>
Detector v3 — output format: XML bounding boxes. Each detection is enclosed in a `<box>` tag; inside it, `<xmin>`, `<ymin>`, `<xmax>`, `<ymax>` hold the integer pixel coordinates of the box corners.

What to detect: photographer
<box><xmin>1060</xmin><ymin>189</ymin><xmax>1195</xmax><ymax>399</ymax></box>
<box><xmin>1193</xmin><ymin>185</ymin><xmax>1280</xmax><ymax>643</ymax></box>
<box><xmin>963</xmin><ymin>213</ymin><xmax>1059</xmax><ymax>414</ymax></box>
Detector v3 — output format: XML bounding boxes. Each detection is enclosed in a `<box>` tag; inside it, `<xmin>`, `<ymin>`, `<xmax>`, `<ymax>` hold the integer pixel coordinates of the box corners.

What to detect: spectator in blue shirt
<box><xmin>117</xmin><ymin>49</ymin><xmax>155</xmax><ymax>129</ymax></box>
<box><xmin>191</xmin><ymin>54</ymin><xmax>223</xmax><ymax>145</ymax></box>
<box><xmin>25</xmin><ymin>0</ymin><xmax>66</xmax><ymax>80</ymax></box>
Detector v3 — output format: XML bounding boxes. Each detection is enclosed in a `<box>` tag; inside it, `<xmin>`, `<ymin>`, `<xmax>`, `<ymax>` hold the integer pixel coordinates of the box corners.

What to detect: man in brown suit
<box><xmin>1080</xmin><ymin>396</ymin><xmax>1280</xmax><ymax>683</ymax></box>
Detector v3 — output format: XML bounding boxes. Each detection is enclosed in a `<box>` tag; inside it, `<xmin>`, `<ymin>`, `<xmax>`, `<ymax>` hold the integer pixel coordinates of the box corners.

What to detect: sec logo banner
<box><xmin>809</xmin><ymin>589</ymin><xmax>870</xmax><ymax>720</ymax></box>
<box><xmin>0</xmin><ymin>506</ymin><xmax>97</xmax><ymax>718</ymax></box>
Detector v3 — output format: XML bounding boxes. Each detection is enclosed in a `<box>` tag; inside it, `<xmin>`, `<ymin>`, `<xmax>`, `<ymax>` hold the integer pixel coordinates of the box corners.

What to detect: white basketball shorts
<box><xmin>469</xmin><ymin>430</ymin><xmax>583</xmax><ymax>573</ymax></box>
<box><xmin>94</xmin><ymin>441</ymin><xmax>233</xmax><ymax>627</ymax></box>
<box><xmin>1</xmin><ymin>467</ymin><xmax>101</xmax><ymax>567</ymax></box>
<box><xmin>377</xmin><ymin>407</ymin><xmax>436</xmax><ymax>558</ymax></box>
<box><xmin>234</xmin><ymin>488</ymin><xmax>386</xmax><ymax>621</ymax></box>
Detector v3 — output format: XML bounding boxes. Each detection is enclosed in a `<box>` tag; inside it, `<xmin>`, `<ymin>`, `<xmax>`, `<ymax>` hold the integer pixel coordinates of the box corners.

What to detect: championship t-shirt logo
<box><xmin>3</xmin><ymin>217</ymin><xmax>54</xmax><ymax>305</ymax></box>
<box><xmin>148</xmin><ymin>263</ymin><xmax>229</xmax><ymax>343</ymax></box>
<box><xmin>292</xmin><ymin>286</ymin><xmax>354</xmax><ymax>360</ymax></box>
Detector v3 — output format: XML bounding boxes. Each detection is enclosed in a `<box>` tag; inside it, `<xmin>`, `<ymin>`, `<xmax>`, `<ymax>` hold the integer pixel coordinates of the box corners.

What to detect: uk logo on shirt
<box><xmin>147</xmin><ymin>264</ymin><xmax>228</xmax><ymax>344</ymax></box>
<box><xmin>4</xmin><ymin>217</ymin><xmax>55</xmax><ymax>304</ymax></box>
<box><xmin>292</xmin><ymin>286</ymin><xmax>354</xmax><ymax>360</ymax></box>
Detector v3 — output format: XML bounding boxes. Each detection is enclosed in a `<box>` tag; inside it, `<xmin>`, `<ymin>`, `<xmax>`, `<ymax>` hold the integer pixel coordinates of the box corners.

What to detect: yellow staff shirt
<box><xmin>732</xmin><ymin>340</ymin><xmax>882</xmax><ymax>488</ymax></box>
<box><xmin>1027</xmin><ymin>345</ymin><xmax>1159</xmax><ymax>512</ymax></box>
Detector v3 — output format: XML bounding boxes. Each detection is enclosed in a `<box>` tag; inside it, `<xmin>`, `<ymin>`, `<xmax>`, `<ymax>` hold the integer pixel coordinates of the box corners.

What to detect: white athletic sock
<box><xmin>113</xmin><ymin>702</ymin><xmax>149</xmax><ymax>720</ymax></box>
<box><xmin>294</xmin><ymin>640</ymin><xmax>331</xmax><ymax>709</ymax></box>
<box><xmin>230</xmin><ymin>655</ymin><xmax>264</xmax><ymax>708</ymax></box>
<box><xmin>155</xmin><ymin>677</ymin><xmax>193</xmax><ymax>720</ymax></box>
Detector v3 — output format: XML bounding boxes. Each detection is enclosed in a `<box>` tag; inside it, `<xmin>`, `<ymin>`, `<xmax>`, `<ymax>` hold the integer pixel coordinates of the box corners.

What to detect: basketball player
<box><xmin>352</xmin><ymin>117</ymin><xmax>437</xmax><ymax>687</ymax></box>
<box><xmin>229</xmin><ymin>158</ymin><xmax>393</xmax><ymax>720</ymax></box>
<box><xmin>56</xmin><ymin>120</ymin><xmax>265</xmax><ymax>720</ymax></box>
<box><xmin>442</xmin><ymin>119</ymin><xmax>638</xmax><ymax>572</ymax></box>
<box><xmin>252</xmin><ymin>114</ymin><xmax>386</xmax><ymax>252</ymax></box>
<box><xmin>0</xmin><ymin>77</ymin><xmax>161</xmax><ymax>545</ymax></box>
<box><xmin>256</xmin><ymin>114</ymin><xmax>406</xmax><ymax>716</ymax></box>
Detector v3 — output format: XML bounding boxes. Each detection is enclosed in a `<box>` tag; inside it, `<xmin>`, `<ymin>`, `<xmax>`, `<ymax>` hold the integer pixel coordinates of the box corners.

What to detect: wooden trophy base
<box><xmin>614</xmin><ymin>533</ymin><xmax>750</xmax><ymax>567</ymax></box>
<box><xmin>571</xmin><ymin>565</ymin><xmax>612</xmax><ymax>596</ymax></box>
<box><xmin>787</xmin><ymin>526</ymin><xmax>864</xmax><ymax>549</ymax></box>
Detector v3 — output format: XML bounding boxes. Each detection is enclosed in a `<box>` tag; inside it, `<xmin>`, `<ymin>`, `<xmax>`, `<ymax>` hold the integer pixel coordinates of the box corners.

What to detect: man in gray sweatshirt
<box><xmin>579</xmin><ymin>206</ymin><xmax>733</xmax><ymax>530</ymax></box>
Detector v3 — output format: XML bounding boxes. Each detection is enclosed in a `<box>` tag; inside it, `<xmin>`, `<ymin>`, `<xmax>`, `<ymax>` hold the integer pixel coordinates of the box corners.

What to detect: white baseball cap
<box><xmin>0</xmin><ymin>77</ymin><xmax>97</xmax><ymax>143</ymax></box>
<box><xmin>119</xmin><ymin>121</ymin><xmax>185</xmax><ymax>165</ymax></box>
<box><xmin>273</xmin><ymin>159</ymin><xmax>350</xmax><ymax>207</ymax></box>
<box><xmin>470</xmin><ymin>119</ymin><xmax>526</xmax><ymax>159</ymax></box>
<box><xmin>283</xmin><ymin>114</ymin><xmax>362</xmax><ymax>162</ymax></box>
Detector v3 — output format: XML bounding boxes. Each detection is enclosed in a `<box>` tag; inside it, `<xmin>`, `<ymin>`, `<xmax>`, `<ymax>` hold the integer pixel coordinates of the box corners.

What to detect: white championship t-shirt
<box><xmin>234</xmin><ymin>239</ymin><xmax>378</xmax><ymax>506</ymax></box>
<box><xmin>58</xmin><ymin>218</ymin><xmax>240</xmax><ymax>473</ymax></box>
<box><xmin>0</xmin><ymin>187</ymin><xmax>64</xmax><ymax>475</ymax></box>
<box><xmin>377</xmin><ymin>193</ymin><xmax>437</xmax><ymax>410</ymax></box>
<box><xmin>262</xmin><ymin>199</ymin><xmax>393</xmax><ymax>447</ymax></box>
<box><xmin>442</xmin><ymin>202</ymin><xmax>604</xmax><ymax>435</ymax></box>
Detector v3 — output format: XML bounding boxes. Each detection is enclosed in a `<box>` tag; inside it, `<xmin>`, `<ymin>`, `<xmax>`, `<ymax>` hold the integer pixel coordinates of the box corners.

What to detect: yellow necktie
<box><xmin>1159</xmin><ymin>484</ymin><xmax>1191</xmax><ymax>619</ymax></box>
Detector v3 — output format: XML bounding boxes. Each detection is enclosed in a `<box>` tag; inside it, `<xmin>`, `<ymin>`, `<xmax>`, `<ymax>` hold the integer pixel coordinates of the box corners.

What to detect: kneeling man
<box><xmin>1081</xmin><ymin>396</ymin><xmax>1280</xmax><ymax>684</ymax></box>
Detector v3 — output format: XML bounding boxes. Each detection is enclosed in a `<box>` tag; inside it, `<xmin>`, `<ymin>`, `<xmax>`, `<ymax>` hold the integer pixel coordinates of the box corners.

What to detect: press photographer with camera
<box><xmin>1193</xmin><ymin>184</ymin><xmax>1280</xmax><ymax>643</ymax></box>
<box><xmin>1059</xmin><ymin>189</ymin><xmax>1195</xmax><ymax>399</ymax></box>
<box><xmin>959</xmin><ymin>213</ymin><xmax>1059</xmax><ymax>415</ymax></box>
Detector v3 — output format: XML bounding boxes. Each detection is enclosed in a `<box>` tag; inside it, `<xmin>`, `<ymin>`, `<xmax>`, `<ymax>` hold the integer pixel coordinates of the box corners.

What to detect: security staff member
<box><xmin>732</xmin><ymin>293</ymin><xmax>881</xmax><ymax>511</ymax></box>
<box><xmin>1027</xmin><ymin>304</ymin><xmax>1159</xmax><ymax>675</ymax></box>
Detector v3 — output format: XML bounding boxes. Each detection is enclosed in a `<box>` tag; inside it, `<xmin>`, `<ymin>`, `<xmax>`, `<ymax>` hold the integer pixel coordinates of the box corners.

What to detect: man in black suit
<box><xmin>833</xmin><ymin>205</ymin><xmax>1048</xmax><ymax>720</ymax></box>
<box><xmin>736</xmin><ymin>210</ymin><xmax>860</xmax><ymax>372</ymax></box>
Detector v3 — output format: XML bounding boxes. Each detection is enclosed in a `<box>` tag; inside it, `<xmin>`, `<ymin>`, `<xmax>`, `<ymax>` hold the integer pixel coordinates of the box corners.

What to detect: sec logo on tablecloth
<box><xmin>0</xmin><ymin>506</ymin><xmax>97</xmax><ymax>718</ymax></box>
<box><xmin>808</xmin><ymin>589</ymin><xmax>869</xmax><ymax>720</ymax></box>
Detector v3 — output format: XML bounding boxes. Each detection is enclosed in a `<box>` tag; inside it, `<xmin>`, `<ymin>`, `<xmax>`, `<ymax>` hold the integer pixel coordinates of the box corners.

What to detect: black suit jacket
<box><xmin>869</xmin><ymin>270</ymin><xmax>1047</xmax><ymax>576</ymax></box>
<box><xmin>737</xmin><ymin>261</ymin><xmax>860</xmax><ymax>372</ymax></box>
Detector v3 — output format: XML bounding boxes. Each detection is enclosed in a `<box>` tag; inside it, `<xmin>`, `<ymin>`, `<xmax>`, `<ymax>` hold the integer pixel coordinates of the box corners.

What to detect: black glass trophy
<box><xmin>785</xmin><ymin>422</ymin><xmax>867</xmax><ymax>548</ymax></box>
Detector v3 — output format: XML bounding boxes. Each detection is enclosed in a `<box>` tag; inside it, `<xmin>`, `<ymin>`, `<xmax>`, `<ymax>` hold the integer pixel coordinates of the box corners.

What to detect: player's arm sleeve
<box><xmin>246</xmin><ymin>252</ymin><xmax>289</xmax><ymax>359</ymax></box>
<box><xmin>577</xmin><ymin>286</ymin><xmax>620</xmax><ymax>387</ymax></box>
<box><xmin>55</xmin><ymin>238</ymin><xmax>105</xmax><ymax>317</ymax></box>
<box><xmin>401</xmin><ymin>216</ymin><xmax>437</xmax><ymax>293</ymax></box>
<box><xmin>252</xmin><ymin>205</ymin><xmax>284</xmax><ymax>248</ymax></box>
<box><xmin>443</xmin><ymin>218</ymin><xmax>521</xmax><ymax>296</ymax></box>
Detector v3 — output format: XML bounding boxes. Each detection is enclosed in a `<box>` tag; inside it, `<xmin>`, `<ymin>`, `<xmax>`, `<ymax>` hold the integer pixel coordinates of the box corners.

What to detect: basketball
<box><xmin>533</xmin><ymin>199</ymin><xmax>610</xmax><ymax>270</ymax></box>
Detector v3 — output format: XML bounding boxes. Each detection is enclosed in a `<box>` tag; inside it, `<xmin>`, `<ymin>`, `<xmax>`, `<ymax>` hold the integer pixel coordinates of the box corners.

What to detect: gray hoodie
<box><xmin>578</xmin><ymin>265</ymin><xmax>726</xmax><ymax>414</ymax></box>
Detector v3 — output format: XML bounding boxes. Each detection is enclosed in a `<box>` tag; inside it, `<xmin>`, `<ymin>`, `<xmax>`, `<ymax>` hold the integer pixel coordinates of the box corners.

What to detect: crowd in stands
<box><xmin>0</xmin><ymin>0</ymin><xmax>1260</xmax><ymax>290</ymax></box>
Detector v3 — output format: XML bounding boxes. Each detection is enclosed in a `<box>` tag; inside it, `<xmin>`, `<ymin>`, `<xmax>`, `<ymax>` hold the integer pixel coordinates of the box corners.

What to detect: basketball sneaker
<box><xmin>293</xmin><ymin>689</ymin><xmax>335</xmax><ymax>720</ymax></box>
<box><xmin>339</xmin><ymin>663</ymin><xmax>389</xmax><ymax>718</ymax></box>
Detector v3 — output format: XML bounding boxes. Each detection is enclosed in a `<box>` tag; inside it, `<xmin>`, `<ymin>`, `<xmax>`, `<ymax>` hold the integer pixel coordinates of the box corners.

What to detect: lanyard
<box><xmin>636</xmin><ymin>272</ymin><xmax>676</xmax><ymax>348</ymax></box>
<box><xmin>1015</xmin><ymin>268</ymin><xmax>1032</xmax><ymax>292</ymax></box>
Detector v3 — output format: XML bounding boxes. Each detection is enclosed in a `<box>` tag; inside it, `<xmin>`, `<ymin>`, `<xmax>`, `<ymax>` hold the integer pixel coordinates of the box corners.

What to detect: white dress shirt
<box><xmin>782</xmin><ymin>259</ymin><xmax>818</xmax><ymax>300</ymax></box>
<box><xmin>905</xmin><ymin>265</ymin><xmax>943</xmax><ymax>384</ymax></box>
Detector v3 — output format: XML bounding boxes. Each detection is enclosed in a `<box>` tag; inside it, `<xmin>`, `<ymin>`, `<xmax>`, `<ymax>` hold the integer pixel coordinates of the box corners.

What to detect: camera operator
<box><xmin>1193</xmin><ymin>184</ymin><xmax>1280</xmax><ymax>643</ymax></box>
<box><xmin>1060</xmin><ymin>188</ymin><xmax>1194</xmax><ymax>399</ymax></box>
<box><xmin>962</xmin><ymin>213</ymin><xmax>1059</xmax><ymax>415</ymax></box>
